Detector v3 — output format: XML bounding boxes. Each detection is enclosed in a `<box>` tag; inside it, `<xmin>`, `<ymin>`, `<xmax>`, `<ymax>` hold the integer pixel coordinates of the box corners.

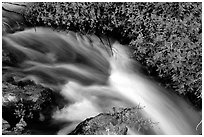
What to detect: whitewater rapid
<box><xmin>3</xmin><ymin>28</ymin><xmax>202</xmax><ymax>134</ymax></box>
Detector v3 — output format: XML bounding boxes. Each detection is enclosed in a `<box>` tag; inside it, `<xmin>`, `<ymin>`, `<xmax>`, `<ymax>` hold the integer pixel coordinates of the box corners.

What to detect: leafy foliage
<box><xmin>129</xmin><ymin>3</ymin><xmax>202</xmax><ymax>109</ymax></box>
<box><xmin>22</xmin><ymin>2</ymin><xmax>202</xmax><ymax>109</ymax></box>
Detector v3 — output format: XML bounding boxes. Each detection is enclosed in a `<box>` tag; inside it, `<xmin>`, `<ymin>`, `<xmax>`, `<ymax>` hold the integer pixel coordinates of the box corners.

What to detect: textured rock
<box><xmin>69</xmin><ymin>113</ymin><xmax>128</xmax><ymax>135</ymax></box>
<box><xmin>2</xmin><ymin>72</ymin><xmax>67</xmax><ymax>133</ymax></box>
<box><xmin>2</xmin><ymin>2</ymin><xmax>28</xmax><ymax>34</ymax></box>
<box><xmin>69</xmin><ymin>107</ymin><xmax>156</xmax><ymax>135</ymax></box>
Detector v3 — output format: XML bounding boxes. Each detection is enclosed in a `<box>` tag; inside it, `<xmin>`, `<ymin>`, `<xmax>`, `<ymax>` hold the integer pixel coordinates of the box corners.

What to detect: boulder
<box><xmin>2</xmin><ymin>74</ymin><xmax>67</xmax><ymax>133</ymax></box>
<box><xmin>69</xmin><ymin>107</ymin><xmax>156</xmax><ymax>135</ymax></box>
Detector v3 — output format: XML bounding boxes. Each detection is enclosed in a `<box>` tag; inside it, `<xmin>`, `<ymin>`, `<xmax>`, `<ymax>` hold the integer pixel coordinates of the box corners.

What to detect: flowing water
<box><xmin>3</xmin><ymin>28</ymin><xmax>202</xmax><ymax>135</ymax></box>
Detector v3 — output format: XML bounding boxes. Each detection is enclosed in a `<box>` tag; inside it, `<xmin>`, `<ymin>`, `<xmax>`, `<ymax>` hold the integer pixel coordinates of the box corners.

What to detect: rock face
<box><xmin>3</xmin><ymin>80</ymin><xmax>54</xmax><ymax>127</ymax></box>
<box><xmin>69</xmin><ymin>107</ymin><xmax>156</xmax><ymax>135</ymax></box>
<box><xmin>2</xmin><ymin>72</ymin><xmax>68</xmax><ymax>134</ymax></box>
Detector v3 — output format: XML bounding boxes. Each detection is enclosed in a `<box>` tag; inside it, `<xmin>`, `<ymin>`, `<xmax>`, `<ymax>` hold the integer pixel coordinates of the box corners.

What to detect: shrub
<box><xmin>22</xmin><ymin>2</ymin><xmax>201</xmax><ymax>109</ymax></box>
<box><xmin>129</xmin><ymin>3</ymin><xmax>202</xmax><ymax>109</ymax></box>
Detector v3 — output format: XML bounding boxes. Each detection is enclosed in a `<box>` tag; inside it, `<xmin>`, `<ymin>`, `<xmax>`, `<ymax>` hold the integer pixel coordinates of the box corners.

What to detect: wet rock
<box><xmin>69</xmin><ymin>107</ymin><xmax>156</xmax><ymax>135</ymax></box>
<box><xmin>2</xmin><ymin>118</ymin><xmax>31</xmax><ymax>135</ymax></box>
<box><xmin>2</xmin><ymin>76</ymin><xmax>67</xmax><ymax>133</ymax></box>
<box><xmin>69</xmin><ymin>113</ymin><xmax>128</xmax><ymax>135</ymax></box>
<box><xmin>2</xmin><ymin>2</ymin><xmax>28</xmax><ymax>34</ymax></box>
<box><xmin>2</xmin><ymin>82</ymin><xmax>23</xmax><ymax>129</ymax></box>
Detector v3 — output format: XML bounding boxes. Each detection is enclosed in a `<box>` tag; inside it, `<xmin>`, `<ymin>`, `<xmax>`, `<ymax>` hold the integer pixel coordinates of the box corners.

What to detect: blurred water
<box><xmin>3</xmin><ymin>28</ymin><xmax>202</xmax><ymax>134</ymax></box>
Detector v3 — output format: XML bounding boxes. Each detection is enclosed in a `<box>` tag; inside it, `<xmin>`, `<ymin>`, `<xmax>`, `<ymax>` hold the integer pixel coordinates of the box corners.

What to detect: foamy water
<box><xmin>3</xmin><ymin>28</ymin><xmax>202</xmax><ymax>134</ymax></box>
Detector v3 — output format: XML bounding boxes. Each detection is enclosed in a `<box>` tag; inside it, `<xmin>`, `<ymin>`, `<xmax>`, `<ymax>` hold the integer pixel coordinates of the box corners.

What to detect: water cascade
<box><xmin>3</xmin><ymin>28</ymin><xmax>201</xmax><ymax>135</ymax></box>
